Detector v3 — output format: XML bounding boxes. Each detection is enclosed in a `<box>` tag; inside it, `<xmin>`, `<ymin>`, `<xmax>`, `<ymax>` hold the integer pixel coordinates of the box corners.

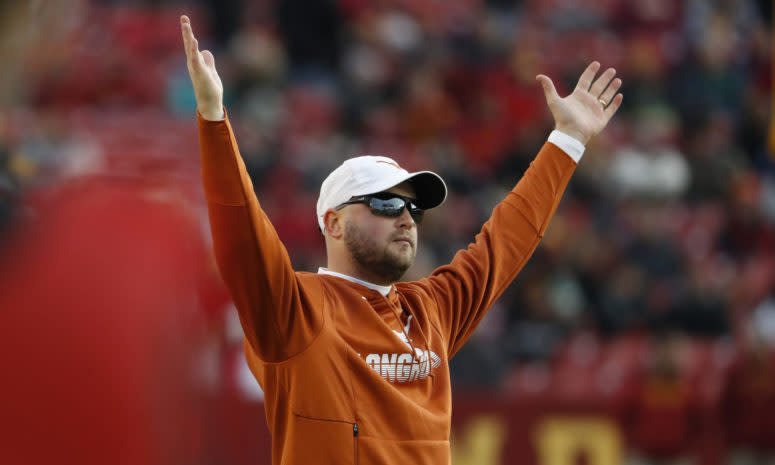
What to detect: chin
<box><xmin>378</xmin><ymin>255</ymin><xmax>413</xmax><ymax>283</ymax></box>
<box><xmin>388</xmin><ymin>248</ymin><xmax>414</xmax><ymax>267</ymax></box>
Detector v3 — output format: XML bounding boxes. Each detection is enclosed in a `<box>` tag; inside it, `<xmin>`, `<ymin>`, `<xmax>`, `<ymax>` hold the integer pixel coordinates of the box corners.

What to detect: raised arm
<box><xmin>181</xmin><ymin>16</ymin><xmax>323</xmax><ymax>363</ymax></box>
<box><xmin>423</xmin><ymin>62</ymin><xmax>623</xmax><ymax>356</ymax></box>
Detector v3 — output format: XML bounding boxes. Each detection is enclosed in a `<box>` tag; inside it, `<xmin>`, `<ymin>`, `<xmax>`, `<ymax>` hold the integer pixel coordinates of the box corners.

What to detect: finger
<box><xmin>180</xmin><ymin>16</ymin><xmax>202</xmax><ymax>66</ymax></box>
<box><xmin>598</xmin><ymin>78</ymin><xmax>622</xmax><ymax>107</ymax></box>
<box><xmin>589</xmin><ymin>68</ymin><xmax>616</xmax><ymax>98</ymax></box>
<box><xmin>575</xmin><ymin>61</ymin><xmax>600</xmax><ymax>92</ymax></box>
<box><xmin>604</xmin><ymin>93</ymin><xmax>624</xmax><ymax>120</ymax></box>
<box><xmin>536</xmin><ymin>74</ymin><xmax>560</xmax><ymax>104</ymax></box>
<box><xmin>180</xmin><ymin>15</ymin><xmax>194</xmax><ymax>53</ymax></box>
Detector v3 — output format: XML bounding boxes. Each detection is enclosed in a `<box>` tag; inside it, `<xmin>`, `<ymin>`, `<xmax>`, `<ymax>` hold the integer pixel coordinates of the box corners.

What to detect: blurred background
<box><xmin>0</xmin><ymin>0</ymin><xmax>773</xmax><ymax>464</ymax></box>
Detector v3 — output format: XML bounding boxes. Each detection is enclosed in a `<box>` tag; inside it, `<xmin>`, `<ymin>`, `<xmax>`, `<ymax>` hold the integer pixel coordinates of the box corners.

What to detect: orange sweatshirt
<box><xmin>198</xmin><ymin>112</ymin><xmax>577</xmax><ymax>464</ymax></box>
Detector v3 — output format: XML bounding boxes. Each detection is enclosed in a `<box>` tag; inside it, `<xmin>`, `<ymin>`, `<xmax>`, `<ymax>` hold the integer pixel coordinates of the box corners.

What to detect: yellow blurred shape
<box><xmin>535</xmin><ymin>416</ymin><xmax>622</xmax><ymax>465</ymax></box>
<box><xmin>451</xmin><ymin>415</ymin><xmax>506</xmax><ymax>465</ymax></box>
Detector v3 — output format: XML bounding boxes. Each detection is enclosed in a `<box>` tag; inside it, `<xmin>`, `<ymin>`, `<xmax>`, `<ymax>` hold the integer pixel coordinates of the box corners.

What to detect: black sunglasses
<box><xmin>336</xmin><ymin>193</ymin><xmax>424</xmax><ymax>224</ymax></box>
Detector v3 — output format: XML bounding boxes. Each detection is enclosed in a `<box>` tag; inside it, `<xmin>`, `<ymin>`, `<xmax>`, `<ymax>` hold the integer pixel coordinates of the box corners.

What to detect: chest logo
<box><xmin>363</xmin><ymin>315</ymin><xmax>442</xmax><ymax>383</ymax></box>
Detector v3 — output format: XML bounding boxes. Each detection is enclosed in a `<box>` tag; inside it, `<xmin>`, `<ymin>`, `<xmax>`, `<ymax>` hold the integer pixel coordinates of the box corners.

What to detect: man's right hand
<box><xmin>180</xmin><ymin>15</ymin><xmax>224</xmax><ymax>121</ymax></box>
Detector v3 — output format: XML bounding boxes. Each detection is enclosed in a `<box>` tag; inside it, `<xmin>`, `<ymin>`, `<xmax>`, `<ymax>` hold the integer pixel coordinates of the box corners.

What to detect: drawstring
<box><xmin>391</xmin><ymin>291</ymin><xmax>433</xmax><ymax>375</ymax></box>
<box><xmin>389</xmin><ymin>306</ymin><xmax>418</xmax><ymax>356</ymax></box>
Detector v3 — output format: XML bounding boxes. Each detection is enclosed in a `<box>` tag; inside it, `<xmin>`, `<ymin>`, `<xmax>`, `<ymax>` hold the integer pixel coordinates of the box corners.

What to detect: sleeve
<box><xmin>416</xmin><ymin>142</ymin><xmax>577</xmax><ymax>358</ymax></box>
<box><xmin>198</xmin><ymin>111</ymin><xmax>323</xmax><ymax>363</ymax></box>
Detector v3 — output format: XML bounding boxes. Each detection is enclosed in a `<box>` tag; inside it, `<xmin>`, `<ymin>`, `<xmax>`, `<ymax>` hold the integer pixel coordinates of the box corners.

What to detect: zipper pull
<box><xmin>353</xmin><ymin>423</ymin><xmax>359</xmax><ymax>437</ymax></box>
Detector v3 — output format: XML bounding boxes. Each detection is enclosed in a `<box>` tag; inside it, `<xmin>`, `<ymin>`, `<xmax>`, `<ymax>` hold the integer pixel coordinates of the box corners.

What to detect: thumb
<box><xmin>201</xmin><ymin>50</ymin><xmax>215</xmax><ymax>68</ymax></box>
<box><xmin>536</xmin><ymin>74</ymin><xmax>559</xmax><ymax>105</ymax></box>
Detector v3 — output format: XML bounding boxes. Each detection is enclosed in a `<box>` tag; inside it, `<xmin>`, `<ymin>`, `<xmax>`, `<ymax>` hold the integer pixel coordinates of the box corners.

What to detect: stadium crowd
<box><xmin>1</xmin><ymin>0</ymin><xmax>774</xmax><ymax>464</ymax></box>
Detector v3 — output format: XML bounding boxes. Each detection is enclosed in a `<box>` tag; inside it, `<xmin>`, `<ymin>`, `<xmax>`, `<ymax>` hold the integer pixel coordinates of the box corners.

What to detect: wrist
<box><xmin>198</xmin><ymin>105</ymin><xmax>225</xmax><ymax>121</ymax></box>
<box><xmin>554</xmin><ymin>126</ymin><xmax>589</xmax><ymax>145</ymax></box>
<box><xmin>548</xmin><ymin>130</ymin><xmax>586</xmax><ymax>162</ymax></box>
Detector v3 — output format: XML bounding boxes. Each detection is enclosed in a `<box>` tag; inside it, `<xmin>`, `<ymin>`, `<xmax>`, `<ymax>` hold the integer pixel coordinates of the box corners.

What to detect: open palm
<box><xmin>536</xmin><ymin>62</ymin><xmax>623</xmax><ymax>145</ymax></box>
<box><xmin>180</xmin><ymin>15</ymin><xmax>224</xmax><ymax>121</ymax></box>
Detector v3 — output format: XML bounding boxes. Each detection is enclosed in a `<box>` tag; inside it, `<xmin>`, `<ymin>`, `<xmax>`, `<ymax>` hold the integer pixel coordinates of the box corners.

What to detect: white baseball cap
<box><xmin>316</xmin><ymin>155</ymin><xmax>447</xmax><ymax>232</ymax></box>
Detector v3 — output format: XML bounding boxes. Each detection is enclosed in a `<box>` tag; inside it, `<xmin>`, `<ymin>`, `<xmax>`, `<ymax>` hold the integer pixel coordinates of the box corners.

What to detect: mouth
<box><xmin>393</xmin><ymin>237</ymin><xmax>414</xmax><ymax>247</ymax></box>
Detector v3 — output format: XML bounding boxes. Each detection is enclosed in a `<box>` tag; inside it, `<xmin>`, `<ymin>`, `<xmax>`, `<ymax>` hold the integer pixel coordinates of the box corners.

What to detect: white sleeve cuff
<box><xmin>548</xmin><ymin>130</ymin><xmax>585</xmax><ymax>163</ymax></box>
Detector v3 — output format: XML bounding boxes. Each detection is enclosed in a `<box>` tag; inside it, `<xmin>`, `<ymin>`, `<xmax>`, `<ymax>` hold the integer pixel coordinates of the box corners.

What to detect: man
<box><xmin>181</xmin><ymin>13</ymin><xmax>622</xmax><ymax>465</ymax></box>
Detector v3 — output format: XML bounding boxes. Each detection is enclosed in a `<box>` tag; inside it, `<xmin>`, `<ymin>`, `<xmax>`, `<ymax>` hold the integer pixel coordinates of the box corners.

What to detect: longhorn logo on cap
<box><xmin>376</xmin><ymin>160</ymin><xmax>403</xmax><ymax>170</ymax></box>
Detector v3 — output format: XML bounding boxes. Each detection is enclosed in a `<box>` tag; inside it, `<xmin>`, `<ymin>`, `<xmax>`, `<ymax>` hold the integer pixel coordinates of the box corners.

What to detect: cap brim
<box><xmin>405</xmin><ymin>171</ymin><xmax>447</xmax><ymax>210</ymax></box>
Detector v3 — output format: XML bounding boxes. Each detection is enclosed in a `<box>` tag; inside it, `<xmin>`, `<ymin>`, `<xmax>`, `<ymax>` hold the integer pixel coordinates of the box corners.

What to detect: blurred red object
<box><xmin>0</xmin><ymin>177</ymin><xmax>212</xmax><ymax>465</ymax></box>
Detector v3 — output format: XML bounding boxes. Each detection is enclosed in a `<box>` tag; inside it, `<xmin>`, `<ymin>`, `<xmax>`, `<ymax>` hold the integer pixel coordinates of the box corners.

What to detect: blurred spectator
<box><xmin>621</xmin><ymin>333</ymin><xmax>701</xmax><ymax>465</ymax></box>
<box><xmin>275</xmin><ymin>0</ymin><xmax>343</xmax><ymax>81</ymax></box>
<box><xmin>720</xmin><ymin>329</ymin><xmax>775</xmax><ymax>465</ymax></box>
<box><xmin>719</xmin><ymin>171</ymin><xmax>775</xmax><ymax>261</ymax></box>
<box><xmin>202</xmin><ymin>0</ymin><xmax>243</xmax><ymax>47</ymax></box>
<box><xmin>607</xmin><ymin>105</ymin><xmax>690</xmax><ymax>200</ymax></box>
<box><xmin>0</xmin><ymin>118</ymin><xmax>18</xmax><ymax>237</ymax></box>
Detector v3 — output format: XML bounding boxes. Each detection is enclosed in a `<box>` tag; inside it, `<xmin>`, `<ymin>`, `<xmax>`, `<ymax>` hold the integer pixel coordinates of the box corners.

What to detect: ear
<box><xmin>323</xmin><ymin>210</ymin><xmax>344</xmax><ymax>239</ymax></box>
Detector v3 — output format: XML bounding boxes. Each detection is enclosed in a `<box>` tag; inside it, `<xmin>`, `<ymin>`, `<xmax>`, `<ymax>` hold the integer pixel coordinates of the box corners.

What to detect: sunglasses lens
<box><xmin>368</xmin><ymin>196</ymin><xmax>424</xmax><ymax>224</ymax></box>
<box><xmin>409</xmin><ymin>207</ymin><xmax>424</xmax><ymax>224</ymax></box>
<box><xmin>369</xmin><ymin>197</ymin><xmax>405</xmax><ymax>217</ymax></box>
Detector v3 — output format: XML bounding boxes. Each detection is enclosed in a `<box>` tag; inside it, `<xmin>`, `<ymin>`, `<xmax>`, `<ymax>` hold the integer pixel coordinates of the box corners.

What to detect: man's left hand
<box><xmin>536</xmin><ymin>61</ymin><xmax>623</xmax><ymax>145</ymax></box>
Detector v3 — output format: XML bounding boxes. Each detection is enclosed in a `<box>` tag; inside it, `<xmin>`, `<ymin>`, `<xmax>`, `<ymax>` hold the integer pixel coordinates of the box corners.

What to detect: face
<box><xmin>342</xmin><ymin>183</ymin><xmax>418</xmax><ymax>284</ymax></box>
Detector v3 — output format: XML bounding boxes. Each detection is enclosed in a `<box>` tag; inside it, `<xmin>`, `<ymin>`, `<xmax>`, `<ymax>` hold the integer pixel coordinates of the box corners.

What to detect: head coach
<box><xmin>181</xmin><ymin>14</ymin><xmax>622</xmax><ymax>465</ymax></box>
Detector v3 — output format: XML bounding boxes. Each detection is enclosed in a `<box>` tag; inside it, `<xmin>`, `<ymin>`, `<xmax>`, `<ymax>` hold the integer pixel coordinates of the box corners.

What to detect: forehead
<box><xmin>383</xmin><ymin>181</ymin><xmax>416</xmax><ymax>199</ymax></box>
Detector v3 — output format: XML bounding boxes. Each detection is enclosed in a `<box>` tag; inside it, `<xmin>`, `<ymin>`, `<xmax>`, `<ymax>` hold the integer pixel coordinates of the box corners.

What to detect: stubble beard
<box><xmin>344</xmin><ymin>221</ymin><xmax>414</xmax><ymax>283</ymax></box>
